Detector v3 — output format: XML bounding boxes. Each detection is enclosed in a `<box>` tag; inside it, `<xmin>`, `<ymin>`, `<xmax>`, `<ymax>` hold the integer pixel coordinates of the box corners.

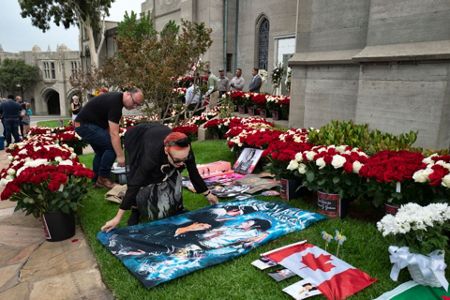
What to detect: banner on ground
<box><xmin>97</xmin><ymin>199</ymin><xmax>325</xmax><ymax>287</ymax></box>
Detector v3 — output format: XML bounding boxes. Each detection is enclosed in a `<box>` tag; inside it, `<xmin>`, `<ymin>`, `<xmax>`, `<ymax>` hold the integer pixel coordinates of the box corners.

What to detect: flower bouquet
<box><xmin>358</xmin><ymin>150</ymin><xmax>430</xmax><ymax>209</ymax></box>
<box><xmin>412</xmin><ymin>154</ymin><xmax>450</xmax><ymax>202</ymax></box>
<box><xmin>377</xmin><ymin>203</ymin><xmax>450</xmax><ymax>290</ymax></box>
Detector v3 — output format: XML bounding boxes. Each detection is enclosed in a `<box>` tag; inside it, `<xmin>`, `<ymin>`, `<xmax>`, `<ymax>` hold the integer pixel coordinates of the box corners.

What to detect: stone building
<box><xmin>289</xmin><ymin>0</ymin><xmax>450</xmax><ymax>149</ymax></box>
<box><xmin>139</xmin><ymin>0</ymin><xmax>297</xmax><ymax>93</ymax></box>
<box><xmin>0</xmin><ymin>45</ymin><xmax>81</xmax><ymax>116</ymax></box>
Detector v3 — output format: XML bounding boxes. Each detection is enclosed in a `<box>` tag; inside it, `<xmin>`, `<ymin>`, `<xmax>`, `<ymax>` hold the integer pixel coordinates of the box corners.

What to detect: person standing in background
<box><xmin>248</xmin><ymin>68</ymin><xmax>262</xmax><ymax>93</ymax></box>
<box><xmin>217</xmin><ymin>69</ymin><xmax>229</xmax><ymax>98</ymax></box>
<box><xmin>0</xmin><ymin>95</ymin><xmax>21</xmax><ymax>146</ymax></box>
<box><xmin>21</xmin><ymin>102</ymin><xmax>32</xmax><ymax>137</ymax></box>
<box><xmin>229</xmin><ymin>68</ymin><xmax>245</xmax><ymax>91</ymax></box>
<box><xmin>70</xmin><ymin>95</ymin><xmax>82</xmax><ymax>121</ymax></box>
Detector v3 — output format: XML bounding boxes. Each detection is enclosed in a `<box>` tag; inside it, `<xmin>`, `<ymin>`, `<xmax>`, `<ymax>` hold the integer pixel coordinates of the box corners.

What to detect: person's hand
<box><xmin>116</xmin><ymin>155</ymin><xmax>125</xmax><ymax>167</ymax></box>
<box><xmin>206</xmin><ymin>193</ymin><xmax>219</xmax><ymax>205</ymax></box>
<box><xmin>101</xmin><ymin>216</ymin><xmax>121</xmax><ymax>232</ymax></box>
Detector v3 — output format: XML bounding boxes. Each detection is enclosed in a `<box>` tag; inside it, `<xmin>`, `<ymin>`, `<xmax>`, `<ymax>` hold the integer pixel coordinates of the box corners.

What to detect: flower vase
<box><xmin>42</xmin><ymin>211</ymin><xmax>76</xmax><ymax>242</ymax></box>
<box><xmin>238</xmin><ymin>105</ymin><xmax>246</xmax><ymax>114</ymax></box>
<box><xmin>271</xmin><ymin>110</ymin><xmax>280</xmax><ymax>120</ymax></box>
<box><xmin>280</xmin><ymin>178</ymin><xmax>302</xmax><ymax>201</ymax></box>
<box><xmin>317</xmin><ymin>191</ymin><xmax>347</xmax><ymax>218</ymax></box>
<box><xmin>407</xmin><ymin>262</ymin><xmax>444</xmax><ymax>288</ymax></box>
<box><xmin>247</xmin><ymin>106</ymin><xmax>256</xmax><ymax>116</ymax></box>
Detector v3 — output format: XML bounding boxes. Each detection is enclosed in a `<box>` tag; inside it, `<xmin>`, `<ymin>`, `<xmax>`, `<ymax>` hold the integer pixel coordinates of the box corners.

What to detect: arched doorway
<box><xmin>46</xmin><ymin>90</ymin><xmax>61</xmax><ymax>115</ymax></box>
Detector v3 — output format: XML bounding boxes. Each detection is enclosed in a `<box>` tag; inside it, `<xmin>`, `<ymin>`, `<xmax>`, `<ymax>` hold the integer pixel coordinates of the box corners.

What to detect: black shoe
<box><xmin>127</xmin><ymin>209</ymin><xmax>140</xmax><ymax>226</ymax></box>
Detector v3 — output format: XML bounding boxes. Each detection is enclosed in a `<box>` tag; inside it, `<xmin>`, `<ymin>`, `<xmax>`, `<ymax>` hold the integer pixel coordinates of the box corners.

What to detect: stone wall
<box><xmin>289</xmin><ymin>0</ymin><xmax>450</xmax><ymax>149</ymax></box>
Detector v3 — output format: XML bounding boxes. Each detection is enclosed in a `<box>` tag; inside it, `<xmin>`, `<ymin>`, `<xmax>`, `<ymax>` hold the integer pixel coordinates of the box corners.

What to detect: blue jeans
<box><xmin>75</xmin><ymin>123</ymin><xmax>116</xmax><ymax>178</ymax></box>
<box><xmin>4</xmin><ymin>118</ymin><xmax>21</xmax><ymax>145</ymax></box>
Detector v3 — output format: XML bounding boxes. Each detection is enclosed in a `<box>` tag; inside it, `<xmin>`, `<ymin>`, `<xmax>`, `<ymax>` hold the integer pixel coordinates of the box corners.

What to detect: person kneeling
<box><xmin>101</xmin><ymin>123</ymin><xmax>218</xmax><ymax>232</ymax></box>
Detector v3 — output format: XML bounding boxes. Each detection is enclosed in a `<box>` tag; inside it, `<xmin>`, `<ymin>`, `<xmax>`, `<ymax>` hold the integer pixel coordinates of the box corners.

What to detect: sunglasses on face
<box><xmin>168</xmin><ymin>151</ymin><xmax>188</xmax><ymax>164</ymax></box>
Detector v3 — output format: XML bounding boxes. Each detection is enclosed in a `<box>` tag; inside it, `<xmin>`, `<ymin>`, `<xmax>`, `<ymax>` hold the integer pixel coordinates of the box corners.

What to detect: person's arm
<box><xmin>102</xmin><ymin>185</ymin><xmax>140</xmax><ymax>232</ymax></box>
<box><xmin>101</xmin><ymin>208</ymin><xmax>126</xmax><ymax>232</ymax></box>
<box><xmin>108</xmin><ymin>121</ymin><xmax>125</xmax><ymax>167</ymax></box>
<box><xmin>185</xmin><ymin>151</ymin><xmax>219</xmax><ymax>205</ymax></box>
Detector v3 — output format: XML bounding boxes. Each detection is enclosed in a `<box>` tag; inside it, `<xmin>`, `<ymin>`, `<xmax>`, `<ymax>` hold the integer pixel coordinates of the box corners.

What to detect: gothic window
<box><xmin>50</xmin><ymin>62</ymin><xmax>56</xmax><ymax>79</ymax></box>
<box><xmin>257</xmin><ymin>18</ymin><xmax>269</xmax><ymax>70</ymax></box>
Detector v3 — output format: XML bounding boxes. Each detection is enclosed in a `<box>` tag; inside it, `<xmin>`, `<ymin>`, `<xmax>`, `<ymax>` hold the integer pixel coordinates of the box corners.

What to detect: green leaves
<box><xmin>308</xmin><ymin>120</ymin><xmax>418</xmax><ymax>155</ymax></box>
<box><xmin>0</xmin><ymin>59</ymin><xmax>40</xmax><ymax>93</ymax></box>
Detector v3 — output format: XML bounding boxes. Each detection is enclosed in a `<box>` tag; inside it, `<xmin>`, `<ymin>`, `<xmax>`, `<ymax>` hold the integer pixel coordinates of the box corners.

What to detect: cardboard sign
<box><xmin>317</xmin><ymin>191</ymin><xmax>341</xmax><ymax>218</ymax></box>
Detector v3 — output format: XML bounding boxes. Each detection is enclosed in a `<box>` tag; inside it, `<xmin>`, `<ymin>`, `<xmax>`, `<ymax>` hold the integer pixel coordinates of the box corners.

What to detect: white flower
<box><xmin>294</xmin><ymin>152</ymin><xmax>303</xmax><ymax>162</ymax></box>
<box><xmin>7</xmin><ymin>156</ymin><xmax>13</xmax><ymax>161</ymax></box>
<box><xmin>331</xmin><ymin>155</ymin><xmax>346</xmax><ymax>169</ymax></box>
<box><xmin>412</xmin><ymin>169</ymin><xmax>432</xmax><ymax>183</ymax></box>
<box><xmin>298</xmin><ymin>163</ymin><xmax>307</xmax><ymax>174</ymax></box>
<box><xmin>442</xmin><ymin>174</ymin><xmax>450</xmax><ymax>188</ymax></box>
<box><xmin>352</xmin><ymin>161</ymin><xmax>363</xmax><ymax>174</ymax></box>
<box><xmin>54</xmin><ymin>156</ymin><xmax>63</xmax><ymax>162</ymax></box>
<box><xmin>287</xmin><ymin>160</ymin><xmax>299</xmax><ymax>171</ymax></box>
<box><xmin>305</xmin><ymin>151</ymin><xmax>316</xmax><ymax>161</ymax></box>
<box><xmin>335</xmin><ymin>145</ymin><xmax>347</xmax><ymax>153</ymax></box>
<box><xmin>316</xmin><ymin>157</ymin><xmax>326</xmax><ymax>169</ymax></box>
<box><xmin>422</xmin><ymin>154</ymin><xmax>438</xmax><ymax>164</ymax></box>
<box><xmin>7</xmin><ymin>169</ymin><xmax>15</xmax><ymax>176</ymax></box>
<box><xmin>59</xmin><ymin>160</ymin><xmax>74</xmax><ymax>166</ymax></box>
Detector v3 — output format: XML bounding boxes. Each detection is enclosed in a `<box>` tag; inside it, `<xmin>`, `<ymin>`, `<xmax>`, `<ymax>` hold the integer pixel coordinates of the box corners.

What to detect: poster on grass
<box><xmin>97</xmin><ymin>199</ymin><xmax>325</xmax><ymax>288</ymax></box>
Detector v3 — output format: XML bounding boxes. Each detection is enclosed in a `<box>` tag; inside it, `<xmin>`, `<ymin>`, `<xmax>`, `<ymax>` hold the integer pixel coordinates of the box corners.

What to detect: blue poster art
<box><xmin>97</xmin><ymin>199</ymin><xmax>325</xmax><ymax>288</ymax></box>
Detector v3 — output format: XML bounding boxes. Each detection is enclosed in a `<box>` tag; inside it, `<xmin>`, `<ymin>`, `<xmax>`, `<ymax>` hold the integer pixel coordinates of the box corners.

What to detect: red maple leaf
<box><xmin>301</xmin><ymin>253</ymin><xmax>335</xmax><ymax>272</ymax></box>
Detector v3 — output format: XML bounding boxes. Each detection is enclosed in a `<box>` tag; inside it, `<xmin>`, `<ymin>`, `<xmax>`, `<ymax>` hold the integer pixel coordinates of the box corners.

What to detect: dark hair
<box><xmin>253</xmin><ymin>68</ymin><xmax>259</xmax><ymax>72</ymax></box>
<box><xmin>7</xmin><ymin>95</ymin><xmax>14</xmax><ymax>99</ymax></box>
<box><xmin>248</xmin><ymin>218</ymin><xmax>271</xmax><ymax>231</ymax></box>
<box><xmin>128</xmin><ymin>87</ymin><xmax>142</xmax><ymax>95</ymax></box>
<box><xmin>236</xmin><ymin>68</ymin><xmax>242</xmax><ymax>72</ymax></box>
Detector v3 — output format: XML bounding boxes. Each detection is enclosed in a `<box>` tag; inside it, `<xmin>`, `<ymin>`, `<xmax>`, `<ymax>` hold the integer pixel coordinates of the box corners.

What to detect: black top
<box><xmin>75</xmin><ymin>92</ymin><xmax>123</xmax><ymax>128</ymax></box>
<box><xmin>72</xmin><ymin>102</ymin><xmax>81</xmax><ymax>115</ymax></box>
<box><xmin>0</xmin><ymin>99</ymin><xmax>21</xmax><ymax>119</ymax></box>
<box><xmin>120</xmin><ymin>123</ymin><xmax>208</xmax><ymax>210</ymax></box>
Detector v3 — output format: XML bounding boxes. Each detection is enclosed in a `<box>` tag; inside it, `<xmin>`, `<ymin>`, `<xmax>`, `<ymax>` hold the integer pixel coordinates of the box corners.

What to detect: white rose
<box><xmin>412</xmin><ymin>169</ymin><xmax>432</xmax><ymax>183</ymax></box>
<box><xmin>305</xmin><ymin>151</ymin><xmax>316</xmax><ymax>161</ymax></box>
<box><xmin>441</xmin><ymin>174</ymin><xmax>450</xmax><ymax>188</ymax></box>
<box><xmin>287</xmin><ymin>160</ymin><xmax>299</xmax><ymax>171</ymax></box>
<box><xmin>7</xmin><ymin>169</ymin><xmax>15</xmax><ymax>176</ymax></box>
<box><xmin>54</xmin><ymin>156</ymin><xmax>63</xmax><ymax>162</ymax></box>
<box><xmin>316</xmin><ymin>157</ymin><xmax>326</xmax><ymax>169</ymax></box>
<box><xmin>422</xmin><ymin>154</ymin><xmax>438</xmax><ymax>164</ymax></box>
<box><xmin>331</xmin><ymin>155</ymin><xmax>346</xmax><ymax>169</ymax></box>
<box><xmin>298</xmin><ymin>163</ymin><xmax>307</xmax><ymax>174</ymax></box>
<box><xmin>336</xmin><ymin>145</ymin><xmax>347</xmax><ymax>153</ymax></box>
<box><xmin>294</xmin><ymin>153</ymin><xmax>303</xmax><ymax>162</ymax></box>
<box><xmin>352</xmin><ymin>161</ymin><xmax>363</xmax><ymax>174</ymax></box>
<box><xmin>59</xmin><ymin>160</ymin><xmax>74</xmax><ymax>166</ymax></box>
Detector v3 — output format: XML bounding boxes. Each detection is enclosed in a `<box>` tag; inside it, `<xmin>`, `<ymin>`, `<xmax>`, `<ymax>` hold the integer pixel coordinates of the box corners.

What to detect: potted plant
<box><xmin>266</xmin><ymin>95</ymin><xmax>281</xmax><ymax>120</ymax></box>
<box><xmin>230</xmin><ymin>91</ymin><xmax>246</xmax><ymax>113</ymax></box>
<box><xmin>288</xmin><ymin>145</ymin><xmax>369</xmax><ymax>218</ymax></box>
<box><xmin>250</xmin><ymin>93</ymin><xmax>268</xmax><ymax>118</ymax></box>
<box><xmin>377</xmin><ymin>202</ymin><xmax>449</xmax><ymax>289</ymax></box>
<box><xmin>0</xmin><ymin>142</ymin><xmax>94</xmax><ymax>241</ymax></box>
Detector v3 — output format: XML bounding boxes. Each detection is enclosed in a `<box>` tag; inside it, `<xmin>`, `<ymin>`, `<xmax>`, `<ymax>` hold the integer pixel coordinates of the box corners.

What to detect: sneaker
<box><xmin>95</xmin><ymin>176</ymin><xmax>116</xmax><ymax>189</ymax></box>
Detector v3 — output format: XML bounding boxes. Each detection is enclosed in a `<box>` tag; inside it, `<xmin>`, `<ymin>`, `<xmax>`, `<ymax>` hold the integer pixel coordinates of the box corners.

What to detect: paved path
<box><xmin>0</xmin><ymin>127</ymin><xmax>112</xmax><ymax>299</ymax></box>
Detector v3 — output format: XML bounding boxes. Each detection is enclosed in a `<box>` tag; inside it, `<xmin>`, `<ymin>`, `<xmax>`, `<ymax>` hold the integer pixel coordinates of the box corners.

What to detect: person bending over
<box><xmin>101</xmin><ymin>123</ymin><xmax>218</xmax><ymax>232</ymax></box>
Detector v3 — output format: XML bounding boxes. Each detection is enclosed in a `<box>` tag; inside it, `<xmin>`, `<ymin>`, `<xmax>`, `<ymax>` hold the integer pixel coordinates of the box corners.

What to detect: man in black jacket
<box><xmin>0</xmin><ymin>95</ymin><xmax>21</xmax><ymax>146</ymax></box>
<box><xmin>101</xmin><ymin>123</ymin><xmax>218</xmax><ymax>232</ymax></box>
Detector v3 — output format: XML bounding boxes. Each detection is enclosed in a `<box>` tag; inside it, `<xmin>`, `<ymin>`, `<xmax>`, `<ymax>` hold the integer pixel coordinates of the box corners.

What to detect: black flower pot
<box><xmin>42</xmin><ymin>211</ymin><xmax>76</xmax><ymax>242</ymax></box>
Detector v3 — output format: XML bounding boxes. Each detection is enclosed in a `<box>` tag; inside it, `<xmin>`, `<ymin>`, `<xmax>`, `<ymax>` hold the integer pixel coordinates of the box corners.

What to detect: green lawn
<box><xmin>36</xmin><ymin>119</ymin><xmax>71</xmax><ymax>127</ymax></box>
<box><xmin>77</xmin><ymin>140</ymin><xmax>449</xmax><ymax>300</ymax></box>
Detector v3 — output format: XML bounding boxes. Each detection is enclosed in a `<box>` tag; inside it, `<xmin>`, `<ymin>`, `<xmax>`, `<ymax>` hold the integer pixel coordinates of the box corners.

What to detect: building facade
<box><xmin>140</xmin><ymin>0</ymin><xmax>297</xmax><ymax>93</ymax></box>
<box><xmin>0</xmin><ymin>45</ymin><xmax>81</xmax><ymax>116</ymax></box>
<box><xmin>289</xmin><ymin>0</ymin><xmax>450</xmax><ymax>149</ymax></box>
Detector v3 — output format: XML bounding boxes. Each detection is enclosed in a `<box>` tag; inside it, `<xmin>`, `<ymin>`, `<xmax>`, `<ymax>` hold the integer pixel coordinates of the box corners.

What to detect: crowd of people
<box><xmin>185</xmin><ymin>67</ymin><xmax>263</xmax><ymax>112</ymax></box>
<box><xmin>0</xmin><ymin>95</ymin><xmax>32</xmax><ymax>147</ymax></box>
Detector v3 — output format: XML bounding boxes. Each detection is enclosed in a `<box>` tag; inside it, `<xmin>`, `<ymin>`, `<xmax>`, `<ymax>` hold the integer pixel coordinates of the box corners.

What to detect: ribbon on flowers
<box><xmin>389</xmin><ymin>246</ymin><xmax>411</xmax><ymax>281</ymax></box>
<box><xmin>389</xmin><ymin>246</ymin><xmax>449</xmax><ymax>291</ymax></box>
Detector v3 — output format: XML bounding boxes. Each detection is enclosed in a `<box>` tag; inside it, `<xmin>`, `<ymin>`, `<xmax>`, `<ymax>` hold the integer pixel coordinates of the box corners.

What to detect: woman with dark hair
<box><xmin>101</xmin><ymin>123</ymin><xmax>218</xmax><ymax>232</ymax></box>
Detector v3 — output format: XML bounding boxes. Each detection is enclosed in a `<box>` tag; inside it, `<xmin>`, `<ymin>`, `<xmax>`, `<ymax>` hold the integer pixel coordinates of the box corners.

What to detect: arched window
<box><xmin>257</xmin><ymin>17</ymin><xmax>270</xmax><ymax>70</ymax></box>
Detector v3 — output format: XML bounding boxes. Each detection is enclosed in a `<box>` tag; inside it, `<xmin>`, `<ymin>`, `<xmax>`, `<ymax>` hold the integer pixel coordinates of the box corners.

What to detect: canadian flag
<box><xmin>263</xmin><ymin>242</ymin><xmax>376</xmax><ymax>300</ymax></box>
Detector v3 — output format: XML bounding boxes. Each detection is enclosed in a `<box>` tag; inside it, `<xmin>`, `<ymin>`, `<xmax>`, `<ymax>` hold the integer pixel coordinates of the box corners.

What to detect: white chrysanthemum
<box><xmin>331</xmin><ymin>155</ymin><xmax>346</xmax><ymax>169</ymax></box>
<box><xmin>316</xmin><ymin>157</ymin><xmax>326</xmax><ymax>169</ymax></box>
<box><xmin>298</xmin><ymin>163</ymin><xmax>307</xmax><ymax>174</ymax></box>
<box><xmin>287</xmin><ymin>160</ymin><xmax>299</xmax><ymax>171</ymax></box>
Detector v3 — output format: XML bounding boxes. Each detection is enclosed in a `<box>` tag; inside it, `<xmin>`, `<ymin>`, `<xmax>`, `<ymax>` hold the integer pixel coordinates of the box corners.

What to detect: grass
<box><xmin>78</xmin><ymin>140</ymin><xmax>449</xmax><ymax>300</ymax></box>
<box><xmin>36</xmin><ymin>119</ymin><xmax>71</xmax><ymax>127</ymax></box>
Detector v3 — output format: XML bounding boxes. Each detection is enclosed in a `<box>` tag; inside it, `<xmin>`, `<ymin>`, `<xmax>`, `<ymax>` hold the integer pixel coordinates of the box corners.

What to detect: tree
<box><xmin>100</xmin><ymin>12</ymin><xmax>212</xmax><ymax>120</ymax></box>
<box><xmin>0</xmin><ymin>59</ymin><xmax>40</xmax><ymax>97</ymax></box>
<box><xmin>19</xmin><ymin>0</ymin><xmax>114</xmax><ymax>68</ymax></box>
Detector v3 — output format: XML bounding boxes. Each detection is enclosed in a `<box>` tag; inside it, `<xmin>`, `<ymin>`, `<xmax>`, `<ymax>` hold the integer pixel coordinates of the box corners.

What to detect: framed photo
<box><xmin>283</xmin><ymin>279</ymin><xmax>322</xmax><ymax>299</ymax></box>
<box><xmin>233</xmin><ymin>148</ymin><xmax>264</xmax><ymax>174</ymax></box>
